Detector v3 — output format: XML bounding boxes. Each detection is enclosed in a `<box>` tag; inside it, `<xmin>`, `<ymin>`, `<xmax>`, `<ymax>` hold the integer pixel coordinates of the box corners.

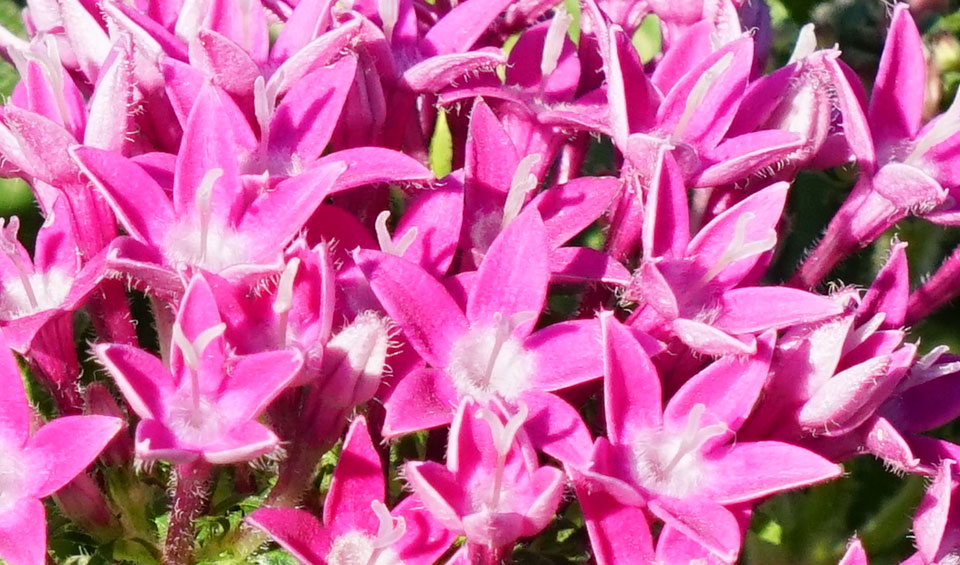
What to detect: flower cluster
<box><xmin>0</xmin><ymin>0</ymin><xmax>958</xmax><ymax>563</ymax></box>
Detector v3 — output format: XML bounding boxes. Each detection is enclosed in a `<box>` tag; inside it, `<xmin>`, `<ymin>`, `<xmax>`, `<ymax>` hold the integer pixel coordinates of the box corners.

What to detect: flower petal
<box><xmin>24</xmin><ymin>416</ymin><xmax>122</xmax><ymax>497</ymax></box>
<box><xmin>601</xmin><ymin>312</ymin><xmax>662</xmax><ymax>443</ymax></box>
<box><xmin>323</xmin><ymin>417</ymin><xmax>384</xmax><ymax>532</ymax></box>
<box><xmin>382</xmin><ymin>367</ymin><xmax>458</xmax><ymax>438</ymax></box>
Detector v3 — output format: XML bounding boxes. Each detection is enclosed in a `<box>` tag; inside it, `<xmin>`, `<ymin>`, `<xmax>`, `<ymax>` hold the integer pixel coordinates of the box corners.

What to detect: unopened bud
<box><xmin>84</xmin><ymin>382</ymin><xmax>133</xmax><ymax>466</ymax></box>
<box><xmin>318</xmin><ymin>312</ymin><xmax>392</xmax><ymax>410</ymax></box>
<box><xmin>53</xmin><ymin>474</ymin><xmax>121</xmax><ymax>542</ymax></box>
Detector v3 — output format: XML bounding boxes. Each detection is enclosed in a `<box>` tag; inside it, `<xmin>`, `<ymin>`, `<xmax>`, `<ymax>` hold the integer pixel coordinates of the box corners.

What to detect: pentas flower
<box><xmin>95</xmin><ymin>275</ymin><xmax>303</xmax><ymax>463</ymax></box>
<box><xmin>575</xmin><ymin>314</ymin><xmax>840</xmax><ymax>563</ymax></box>
<box><xmin>0</xmin><ymin>197</ymin><xmax>104</xmax><ymax>353</ymax></box>
<box><xmin>726</xmin><ymin>24</ymin><xmax>874</xmax><ymax>183</ymax></box>
<box><xmin>794</xmin><ymin>5</ymin><xmax>960</xmax><ymax>288</ymax></box>
<box><xmin>248</xmin><ymin>417</ymin><xmax>454</xmax><ymax>565</ymax></box>
<box><xmin>456</xmin><ymin>99</ymin><xmax>620</xmax><ymax>268</ymax></box>
<box><xmin>743</xmin><ymin>243</ymin><xmax>917</xmax><ymax>451</ymax></box>
<box><xmin>72</xmin><ymin>83</ymin><xmax>345</xmax><ymax>295</ymax></box>
<box><xmin>624</xmin><ymin>167</ymin><xmax>842</xmax><ymax>356</ymax></box>
<box><xmin>839</xmin><ymin>538</ymin><xmax>869</xmax><ymax>565</ymax></box>
<box><xmin>905</xmin><ymin>460</ymin><xmax>960</xmax><ymax>565</ymax></box>
<box><xmin>404</xmin><ymin>398</ymin><xmax>564</xmax><ymax>562</ymax></box>
<box><xmin>357</xmin><ymin>208</ymin><xmax>601</xmax><ymax>465</ymax></box>
<box><xmin>0</xmin><ymin>336</ymin><xmax>122</xmax><ymax>565</ymax></box>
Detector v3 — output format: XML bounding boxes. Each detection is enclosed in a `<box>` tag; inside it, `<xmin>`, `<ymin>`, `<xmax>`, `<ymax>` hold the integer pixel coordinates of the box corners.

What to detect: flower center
<box><xmin>326</xmin><ymin>501</ymin><xmax>405</xmax><ymax>565</ymax></box>
<box><xmin>0</xmin><ymin>268</ymin><xmax>71</xmax><ymax>321</ymax></box>
<box><xmin>0</xmin><ymin>439</ymin><xmax>27</xmax><ymax>514</ymax></box>
<box><xmin>447</xmin><ymin>315</ymin><xmax>535</xmax><ymax>401</ymax></box>
<box><xmin>628</xmin><ymin>404</ymin><xmax>726</xmax><ymax>498</ymax></box>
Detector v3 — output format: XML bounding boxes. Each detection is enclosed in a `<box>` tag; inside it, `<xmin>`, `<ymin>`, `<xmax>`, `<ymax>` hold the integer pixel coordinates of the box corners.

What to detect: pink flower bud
<box><xmin>318</xmin><ymin>312</ymin><xmax>392</xmax><ymax>410</ymax></box>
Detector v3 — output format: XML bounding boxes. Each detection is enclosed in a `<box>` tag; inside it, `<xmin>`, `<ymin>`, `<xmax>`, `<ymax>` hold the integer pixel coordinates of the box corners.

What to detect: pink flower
<box><xmin>575</xmin><ymin>313</ymin><xmax>840</xmax><ymax>562</ymax></box>
<box><xmin>404</xmin><ymin>398</ymin><xmax>564</xmax><ymax>559</ymax></box>
<box><xmin>358</xmin><ymin>208</ymin><xmax>600</xmax><ymax>464</ymax></box>
<box><xmin>0</xmin><ymin>335</ymin><xmax>122</xmax><ymax>565</ymax></box>
<box><xmin>95</xmin><ymin>274</ymin><xmax>302</xmax><ymax>463</ymax></box>
<box><xmin>248</xmin><ymin>417</ymin><xmax>454</xmax><ymax>565</ymax></box>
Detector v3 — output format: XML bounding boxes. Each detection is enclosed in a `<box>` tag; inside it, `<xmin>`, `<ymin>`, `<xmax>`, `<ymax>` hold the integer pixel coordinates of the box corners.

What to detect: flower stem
<box><xmin>163</xmin><ymin>461</ymin><xmax>212</xmax><ymax>565</ymax></box>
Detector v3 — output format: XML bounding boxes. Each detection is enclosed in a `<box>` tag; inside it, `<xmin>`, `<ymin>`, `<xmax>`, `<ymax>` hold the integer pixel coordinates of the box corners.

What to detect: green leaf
<box><xmin>429</xmin><ymin>110</ymin><xmax>453</xmax><ymax>178</ymax></box>
<box><xmin>632</xmin><ymin>14</ymin><xmax>662</xmax><ymax>64</ymax></box>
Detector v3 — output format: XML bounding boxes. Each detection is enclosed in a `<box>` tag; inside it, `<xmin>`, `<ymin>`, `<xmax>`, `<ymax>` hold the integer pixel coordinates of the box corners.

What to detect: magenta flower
<box><xmin>72</xmin><ymin>83</ymin><xmax>345</xmax><ymax>294</ymax></box>
<box><xmin>404</xmin><ymin>398</ymin><xmax>564</xmax><ymax>561</ymax></box>
<box><xmin>357</xmin><ymin>208</ymin><xmax>600</xmax><ymax>464</ymax></box>
<box><xmin>577</xmin><ymin>313</ymin><xmax>840</xmax><ymax>562</ymax></box>
<box><xmin>0</xmin><ymin>336</ymin><xmax>122</xmax><ymax>565</ymax></box>
<box><xmin>95</xmin><ymin>275</ymin><xmax>303</xmax><ymax>463</ymax></box>
<box><xmin>248</xmin><ymin>416</ymin><xmax>454</xmax><ymax>564</ymax></box>
<box><xmin>625</xmin><ymin>173</ymin><xmax>842</xmax><ymax>356</ymax></box>
<box><xmin>906</xmin><ymin>460</ymin><xmax>960</xmax><ymax>565</ymax></box>
<box><xmin>0</xmin><ymin>197</ymin><xmax>104</xmax><ymax>353</ymax></box>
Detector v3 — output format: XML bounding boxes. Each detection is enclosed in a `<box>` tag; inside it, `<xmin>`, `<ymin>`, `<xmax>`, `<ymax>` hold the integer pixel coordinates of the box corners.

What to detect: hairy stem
<box><xmin>163</xmin><ymin>462</ymin><xmax>212</xmax><ymax>565</ymax></box>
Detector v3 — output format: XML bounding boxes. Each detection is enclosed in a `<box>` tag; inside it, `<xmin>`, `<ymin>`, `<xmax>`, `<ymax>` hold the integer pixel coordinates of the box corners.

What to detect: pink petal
<box><xmin>526</xmin><ymin>319</ymin><xmax>603</xmax><ymax>391</ymax></box>
<box><xmin>71</xmin><ymin>146</ymin><xmax>175</xmax><ymax>245</ymax></box>
<box><xmin>869</xmin><ymin>4</ymin><xmax>925</xmax><ymax>145</ymax></box>
<box><xmin>657</xmin><ymin>37</ymin><xmax>752</xmax><ymax>151</ymax></box>
<box><xmin>535</xmin><ymin>176</ymin><xmax>619</xmax><ymax>248</ymax></box>
<box><xmin>914</xmin><ymin>460</ymin><xmax>954</xmax><ymax>562</ymax></box>
<box><xmin>134</xmin><ymin>419</ymin><xmax>198</xmax><ymax>463</ymax></box>
<box><xmin>606</xmin><ymin>26</ymin><xmax>660</xmax><ymax>146</ymax></box>
<box><xmin>420</xmin><ymin>0</ymin><xmax>514</xmax><ymax>56</ymax></box>
<box><xmin>24</xmin><ymin>415</ymin><xmax>122</xmax><ymax>497</ymax></box>
<box><xmin>323</xmin><ymin>417</ymin><xmax>385</xmax><ymax>532</ymax></box>
<box><xmin>190</xmin><ymin>29</ymin><xmax>261</xmax><ymax>97</ymax></box>
<box><xmin>392</xmin><ymin>496</ymin><xmax>457</xmax><ymax>565</ymax></box>
<box><xmin>648</xmin><ymin>496</ymin><xmax>741</xmax><ymax>563</ymax></box>
<box><xmin>548</xmin><ymin>246</ymin><xmax>632</xmax><ymax>285</ymax></box>
<box><xmin>640</xmin><ymin>150</ymin><xmax>689</xmax><ymax>259</ymax></box>
<box><xmin>403</xmin><ymin>461</ymin><xmax>465</xmax><ymax>533</ymax></box>
<box><xmin>315</xmin><ymin>147</ymin><xmax>433</xmax><ymax>193</ymax></box>
<box><xmin>401</xmin><ymin>50</ymin><xmax>506</xmax><ymax>92</ymax></box>
<box><xmin>173</xmin><ymin>84</ymin><xmax>245</xmax><ymax>222</ymax></box>
<box><xmin>859</xmin><ymin>241</ymin><xmax>908</xmax><ymax>328</ymax></box>
<box><xmin>521</xmin><ymin>390</ymin><xmax>593</xmax><ymax>466</ymax></box>
<box><xmin>216</xmin><ymin>350</ymin><xmax>302</xmax><ymax>423</ymax></box>
<box><xmin>715</xmin><ymin>287</ymin><xmax>843</xmax><ymax>334</ymax></box>
<box><xmin>686</xmin><ymin>182</ymin><xmax>789</xmax><ymax>287</ymax></box>
<box><xmin>467</xmin><ymin>208</ymin><xmax>549</xmax><ymax>328</ymax></box>
<box><xmin>701</xmin><ymin>441</ymin><xmax>842</xmax><ymax>505</ymax></box>
<box><xmin>694</xmin><ymin>129</ymin><xmax>803</xmax><ymax>187</ymax></box>
<box><xmin>172</xmin><ymin>276</ymin><xmax>227</xmax><ymax>392</ymax></box>
<box><xmin>0</xmin><ymin>338</ymin><xmax>30</xmax><ymax>443</ymax></box>
<box><xmin>382</xmin><ymin>367</ymin><xmax>458</xmax><ymax>438</ymax></box>
<box><xmin>84</xmin><ymin>40</ymin><xmax>135</xmax><ymax>153</ymax></box>
<box><xmin>239</xmin><ymin>160</ymin><xmax>346</xmax><ymax>255</ymax></box>
<box><xmin>355</xmin><ymin>250</ymin><xmax>468</xmax><ymax>367</ymax></box>
<box><xmin>246</xmin><ymin>507</ymin><xmax>331</xmax><ymax>564</ymax></box>
<box><xmin>601</xmin><ymin>312</ymin><xmax>662</xmax><ymax>443</ymax></box>
<box><xmin>570</xmin><ymin>468</ymin><xmax>655</xmax><ymax>565</ymax></box>
<box><xmin>824</xmin><ymin>56</ymin><xmax>876</xmax><ymax>173</ymax></box>
<box><xmin>95</xmin><ymin>343</ymin><xmax>175</xmax><ymax>420</ymax></box>
<box><xmin>269</xmin><ymin>57</ymin><xmax>357</xmax><ymax>163</ymax></box>
<box><xmin>202</xmin><ymin>421</ymin><xmax>280</xmax><ymax>464</ymax></box>
<box><xmin>671</xmin><ymin>318</ymin><xmax>756</xmax><ymax>356</ymax></box>
<box><xmin>395</xmin><ymin>178</ymin><xmax>464</xmax><ymax>279</ymax></box>
<box><xmin>664</xmin><ymin>332</ymin><xmax>774</xmax><ymax>436</ymax></box>
<box><xmin>0</xmin><ymin>498</ymin><xmax>47</xmax><ymax>565</ymax></box>
<box><xmin>464</xmin><ymin>99</ymin><xmax>519</xmax><ymax>207</ymax></box>
<box><xmin>839</xmin><ymin>538</ymin><xmax>869</xmax><ymax>565</ymax></box>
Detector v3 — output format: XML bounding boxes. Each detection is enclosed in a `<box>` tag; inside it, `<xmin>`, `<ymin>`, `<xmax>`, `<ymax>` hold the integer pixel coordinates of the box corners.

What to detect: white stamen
<box><xmin>906</xmin><ymin>90</ymin><xmax>960</xmax><ymax>165</ymax></box>
<box><xmin>370</xmin><ymin>500</ymin><xmax>405</xmax><ymax>550</ymax></box>
<box><xmin>375</xmin><ymin>211</ymin><xmax>418</xmax><ymax>257</ymax></box>
<box><xmin>671</xmin><ymin>53</ymin><xmax>734</xmax><ymax>144</ymax></box>
<box><xmin>789</xmin><ymin>23</ymin><xmax>818</xmax><ymax>64</ymax></box>
<box><xmin>194</xmin><ymin>168</ymin><xmax>224</xmax><ymax>264</ymax></box>
<box><xmin>540</xmin><ymin>5</ymin><xmax>572</xmax><ymax>80</ymax></box>
<box><xmin>503</xmin><ymin>154</ymin><xmax>542</xmax><ymax>229</ymax></box>
<box><xmin>447</xmin><ymin>313</ymin><xmax>536</xmax><ymax>401</ymax></box>
<box><xmin>378</xmin><ymin>0</ymin><xmax>399</xmax><ymax>43</ymax></box>
<box><xmin>476</xmin><ymin>403</ymin><xmax>528</xmax><ymax>507</ymax></box>
<box><xmin>273</xmin><ymin>257</ymin><xmax>300</xmax><ymax>316</ymax></box>
<box><xmin>701</xmin><ymin>212</ymin><xmax>777</xmax><ymax>284</ymax></box>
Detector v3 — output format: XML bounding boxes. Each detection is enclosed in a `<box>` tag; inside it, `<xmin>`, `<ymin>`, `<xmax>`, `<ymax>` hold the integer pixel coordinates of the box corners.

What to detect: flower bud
<box><xmin>52</xmin><ymin>474</ymin><xmax>120</xmax><ymax>542</ymax></box>
<box><xmin>84</xmin><ymin>382</ymin><xmax>133</xmax><ymax>466</ymax></box>
<box><xmin>317</xmin><ymin>312</ymin><xmax>392</xmax><ymax>410</ymax></box>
